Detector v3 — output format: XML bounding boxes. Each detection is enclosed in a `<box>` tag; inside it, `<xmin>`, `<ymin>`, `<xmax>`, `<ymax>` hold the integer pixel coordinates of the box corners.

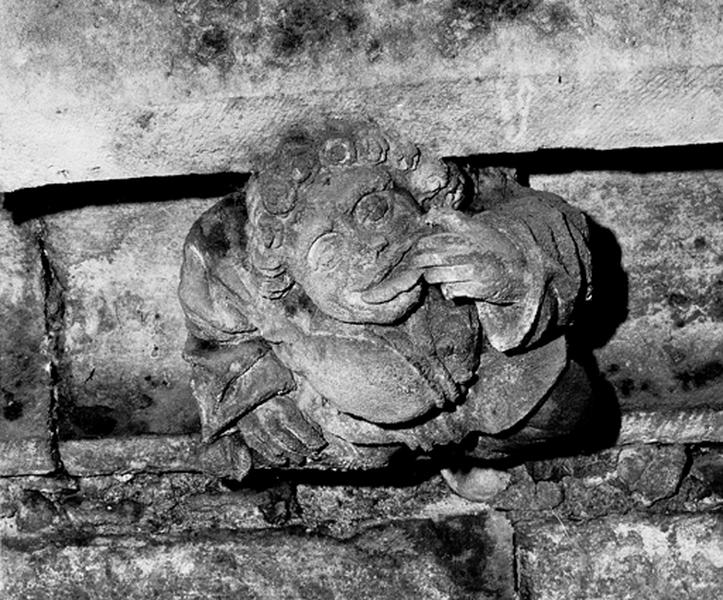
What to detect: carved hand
<box><xmin>236</xmin><ymin>394</ymin><xmax>327</xmax><ymax>466</ymax></box>
<box><xmin>363</xmin><ymin>210</ymin><xmax>525</xmax><ymax>305</ymax></box>
<box><xmin>408</xmin><ymin>233</ymin><xmax>519</xmax><ymax>303</ymax></box>
<box><xmin>415</xmin><ymin>208</ymin><xmax>528</xmax><ymax>303</ymax></box>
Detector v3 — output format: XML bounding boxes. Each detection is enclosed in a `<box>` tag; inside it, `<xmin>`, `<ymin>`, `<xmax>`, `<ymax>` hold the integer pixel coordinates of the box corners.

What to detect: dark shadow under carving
<box><xmin>3</xmin><ymin>172</ymin><xmax>248</xmax><ymax>224</ymax></box>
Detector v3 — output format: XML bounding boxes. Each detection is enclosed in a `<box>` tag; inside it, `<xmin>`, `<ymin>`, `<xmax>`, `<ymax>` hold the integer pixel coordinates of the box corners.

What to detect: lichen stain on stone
<box><xmin>67</xmin><ymin>405</ymin><xmax>118</xmax><ymax>438</ymax></box>
<box><xmin>660</xmin><ymin>277</ymin><xmax>723</xmax><ymax>327</ymax></box>
<box><xmin>16</xmin><ymin>490</ymin><xmax>58</xmax><ymax>533</ymax></box>
<box><xmin>447</xmin><ymin>0</ymin><xmax>538</xmax><ymax>30</ymax></box>
<box><xmin>173</xmin><ymin>0</ymin><xmax>257</xmax><ymax>71</ymax></box>
<box><xmin>438</xmin><ymin>0</ymin><xmax>539</xmax><ymax>58</ymax></box>
<box><xmin>0</xmin><ymin>296</ymin><xmax>44</xmax><ymax>433</ymax></box>
<box><xmin>2</xmin><ymin>390</ymin><xmax>23</xmax><ymax>421</ymax></box>
<box><xmin>438</xmin><ymin>0</ymin><xmax>581</xmax><ymax>57</ymax></box>
<box><xmin>675</xmin><ymin>360</ymin><xmax>723</xmax><ymax>392</ymax></box>
<box><xmin>421</xmin><ymin>515</ymin><xmax>496</xmax><ymax>594</ymax></box>
<box><xmin>531</xmin><ymin>1</ymin><xmax>577</xmax><ymax>36</ymax></box>
<box><xmin>135</xmin><ymin>111</ymin><xmax>156</xmax><ymax>131</ymax></box>
<box><xmin>195</xmin><ymin>24</ymin><xmax>235</xmax><ymax>68</ymax></box>
<box><xmin>269</xmin><ymin>0</ymin><xmax>364</xmax><ymax>58</ymax></box>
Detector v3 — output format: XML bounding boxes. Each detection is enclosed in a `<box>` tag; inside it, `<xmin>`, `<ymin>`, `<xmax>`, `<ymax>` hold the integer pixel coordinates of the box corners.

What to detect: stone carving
<box><xmin>179</xmin><ymin>122</ymin><xmax>596</xmax><ymax>483</ymax></box>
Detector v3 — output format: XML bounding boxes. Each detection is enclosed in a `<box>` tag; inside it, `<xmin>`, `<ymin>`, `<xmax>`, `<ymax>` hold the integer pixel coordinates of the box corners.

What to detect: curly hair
<box><xmin>245</xmin><ymin>123</ymin><xmax>469</xmax><ymax>300</ymax></box>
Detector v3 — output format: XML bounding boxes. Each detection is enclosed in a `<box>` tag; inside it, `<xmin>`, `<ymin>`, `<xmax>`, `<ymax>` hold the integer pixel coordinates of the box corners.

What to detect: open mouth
<box><xmin>360</xmin><ymin>246</ymin><xmax>423</xmax><ymax>305</ymax></box>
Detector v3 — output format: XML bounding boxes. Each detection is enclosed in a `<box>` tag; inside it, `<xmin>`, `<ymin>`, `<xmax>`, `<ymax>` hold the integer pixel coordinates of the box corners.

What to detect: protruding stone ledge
<box><xmin>58</xmin><ymin>435</ymin><xmax>202</xmax><ymax>477</ymax></box>
<box><xmin>618</xmin><ymin>408</ymin><xmax>723</xmax><ymax>445</ymax></box>
<box><xmin>56</xmin><ymin>407</ymin><xmax>723</xmax><ymax>477</ymax></box>
<box><xmin>0</xmin><ymin>514</ymin><xmax>515</xmax><ymax>600</ymax></box>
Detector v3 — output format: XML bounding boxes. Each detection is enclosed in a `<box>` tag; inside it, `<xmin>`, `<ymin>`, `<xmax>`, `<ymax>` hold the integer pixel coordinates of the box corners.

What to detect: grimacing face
<box><xmin>286</xmin><ymin>165</ymin><xmax>430</xmax><ymax>324</ymax></box>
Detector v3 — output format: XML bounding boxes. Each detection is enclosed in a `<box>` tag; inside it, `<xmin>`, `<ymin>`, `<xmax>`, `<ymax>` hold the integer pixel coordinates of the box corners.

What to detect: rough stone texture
<box><xmin>58</xmin><ymin>435</ymin><xmax>202</xmax><ymax>476</ymax></box>
<box><xmin>0</xmin><ymin>440</ymin><xmax>55</xmax><ymax>478</ymax></box>
<box><xmin>296</xmin><ymin>473</ymin><xmax>488</xmax><ymax>538</ymax></box>
<box><xmin>0</xmin><ymin>513</ymin><xmax>515</xmax><ymax>600</ymax></box>
<box><xmin>517</xmin><ymin>514</ymin><xmax>723</xmax><ymax>600</ymax></box>
<box><xmin>0</xmin><ymin>471</ymin><xmax>280</xmax><ymax>540</ymax></box>
<box><xmin>1</xmin><ymin>446</ymin><xmax>719</xmax><ymax>598</ymax></box>
<box><xmin>0</xmin><ymin>207</ymin><xmax>54</xmax><ymax>474</ymax></box>
<box><xmin>42</xmin><ymin>199</ymin><xmax>217</xmax><ymax>438</ymax></box>
<box><xmin>1</xmin><ymin>0</ymin><xmax>721</xmax><ymax>190</ymax></box>
<box><xmin>2</xmin><ymin>445</ymin><xmax>720</xmax><ymax>544</ymax></box>
<box><xmin>618</xmin><ymin>408</ymin><xmax>723</xmax><ymax>444</ymax></box>
<box><xmin>652</xmin><ymin>445</ymin><xmax>723</xmax><ymax>515</ymax></box>
<box><xmin>617</xmin><ymin>444</ymin><xmax>688</xmax><ymax>506</ymax></box>
<box><xmin>530</xmin><ymin>170</ymin><xmax>723</xmax><ymax>414</ymax></box>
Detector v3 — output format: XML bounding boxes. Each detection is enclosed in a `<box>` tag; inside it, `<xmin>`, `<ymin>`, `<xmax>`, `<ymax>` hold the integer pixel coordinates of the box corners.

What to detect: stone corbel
<box><xmin>179</xmin><ymin>122</ymin><xmax>599</xmax><ymax>495</ymax></box>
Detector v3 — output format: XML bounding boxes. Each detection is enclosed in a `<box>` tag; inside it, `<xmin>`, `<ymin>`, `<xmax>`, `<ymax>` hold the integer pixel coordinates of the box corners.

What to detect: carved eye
<box><xmin>307</xmin><ymin>232</ymin><xmax>344</xmax><ymax>271</ymax></box>
<box><xmin>353</xmin><ymin>193</ymin><xmax>390</xmax><ymax>228</ymax></box>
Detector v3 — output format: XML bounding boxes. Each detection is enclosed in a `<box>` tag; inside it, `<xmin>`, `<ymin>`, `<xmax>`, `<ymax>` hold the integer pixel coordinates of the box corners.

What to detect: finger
<box><xmin>242</xmin><ymin>428</ymin><xmax>288</xmax><ymax>465</ymax></box>
<box><xmin>260</xmin><ymin>399</ymin><xmax>326</xmax><ymax>456</ymax></box>
<box><xmin>409</xmin><ymin>250</ymin><xmax>479</xmax><ymax>269</ymax></box>
<box><xmin>283</xmin><ymin>416</ymin><xmax>327</xmax><ymax>451</ymax></box>
<box><xmin>414</xmin><ymin>233</ymin><xmax>470</xmax><ymax>250</ymax></box>
<box><xmin>265</xmin><ymin>416</ymin><xmax>309</xmax><ymax>457</ymax></box>
<box><xmin>424</xmin><ymin>264</ymin><xmax>478</xmax><ymax>284</ymax></box>
<box><xmin>440</xmin><ymin>281</ymin><xmax>491</xmax><ymax>300</ymax></box>
<box><xmin>268</xmin><ymin>397</ymin><xmax>327</xmax><ymax>451</ymax></box>
<box><xmin>361</xmin><ymin>268</ymin><xmax>422</xmax><ymax>304</ymax></box>
<box><xmin>238</xmin><ymin>417</ymin><xmax>289</xmax><ymax>464</ymax></box>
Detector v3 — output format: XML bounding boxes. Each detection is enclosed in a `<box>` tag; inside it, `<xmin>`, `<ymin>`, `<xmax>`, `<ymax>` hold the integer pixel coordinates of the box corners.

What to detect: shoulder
<box><xmin>179</xmin><ymin>193</ymin><xmax>259</xmax><ymax>341</ymax></box>
<box><xmin>184</xmin><ymin>193</ymin><xmax>249</xmax><ymax>268</ymax></box>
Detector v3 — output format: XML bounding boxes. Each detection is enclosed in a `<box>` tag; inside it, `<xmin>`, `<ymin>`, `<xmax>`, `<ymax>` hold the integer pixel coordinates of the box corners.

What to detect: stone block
<box><xmin>0</xmin><ymin>0</ymin><xmax>721</xmax><ymax>190</ymax></box>
<box><xmin>530</xmin><ymin>170</ymin><xmax>723</xmax><ymax>413</ymax></box>
<box><xmin>654</xmin><ymin>446</ymin><xmax>722</xmax><ymax>514</ymax></box>
<box><xmin>619</xmin><ymin>408</ymin><xmax>723</xmax><ymax>444</ymax></box>
<box><xmin>0</xmin><ymin>207</ymin><xmax>53</xmax><ymax>474</ymax></box>
<box><xmin>43</xmin><ymin>199</ymin><xmax>217</xmax><ymax>438</ymax></box>
<box><xmin>493</xmin><ymin>444</ymin><xmax>713</xmax><ymax>519</ymax></box>
<box><xmin>616</xmin><ymin>444</ymin><xmax>688</xmax><ymax>506</ymax></box>
<box><xmin>0</xmin><ymin>513</ymin><xmax>515</xmax><ymax>599</ymax></box>
<box><xmin>297</xmin><ymin>473</ymin><xmax>488</xmax><ymax>538</ymax></box>
<box><xmin>517</xmin><ymin>514</ymin><xmax>723</xmax><ymax>600</ymax></box>
<box><xmin>58</xmin><ymin>435</ymin><xmax>202</xmax><ymax>475</ymax></box>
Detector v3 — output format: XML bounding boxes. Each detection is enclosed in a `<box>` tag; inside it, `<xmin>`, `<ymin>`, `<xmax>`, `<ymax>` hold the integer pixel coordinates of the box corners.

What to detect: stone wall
<box><xmin>1</xmin><ymin>0</ymin><xmax>721</xmax><ymax>190</ymax></box>
<box><xmin>1</xmin><ymin>1</ymin><xmax>721</xmax><ymax>598</ymax></box>
<box><xmin>1</xmin><ymin>161</ymin><xmax>720</xmax><ymax>600</ymax></box>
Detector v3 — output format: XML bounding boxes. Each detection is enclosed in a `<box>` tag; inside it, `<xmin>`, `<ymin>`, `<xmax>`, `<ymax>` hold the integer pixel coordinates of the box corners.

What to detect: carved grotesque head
<box><xmin>245</xmin><ymin>124</ymin><xmax>466</xmax><ymax>324</ymax></box>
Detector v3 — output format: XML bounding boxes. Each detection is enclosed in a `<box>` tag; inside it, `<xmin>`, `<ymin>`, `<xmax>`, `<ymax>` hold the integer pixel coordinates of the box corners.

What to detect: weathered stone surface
<box><xmin>43</xmin><ymin>199</ymin><xmax>217</xmax><ymax>438</ymax></box>
<box><xmin>654</xmin><ymin>446</ymin><xmax>722</xmax><ymax>514</ymax></box>
<box><xmin>517</xmin><ymin>514</ymin><xmax>723</xmax><ymax>600</ymax></box>
<box><xmin>297</xmin><ymin>473</ymin><xmax>488</xmax><ymax>538</ymax></box>
<box><xmin>0</xmin><ymin>471</ymin><xmax>290</xmax><ymax>541</ymax></box>
<box><xmin>179</xmin><ymin>125</ymin><xmax>597</xmax><ymax>480</ymax></box>
<box><xmin>617</xmin><ymin>444</ymin><xmax>688</xmax><ymax>506</ymax></box>
<box><xmin>0</xmin><ymin>207</ymin><xmax>53</xmax><ymax>474</ymax></box>
<box><xmin>59</xmin><ymin>435</ymin><xmax>202</xmax><ymax>475</ymax></box>
<box><xmin>618</xmin><ymin>408</ymin><xmax>723</xmax><ymax>444</ymax></box>
<box><xmin>0</xmin><ymin>440</ymin><xmax>55</xmax><ymax>478</ymax></box>
<box><xmin>491</xmin><ymin>444</ymin><xmax>717</xmax><ymax>519</ymax></box>
<box><xmin>1</xmin><ymin>0</ymin><xmax>721</xmax><ymax>190</ymax></box>
<box><xmin>0</xmin><ymin>513</ymin><xmax>514</xmax><ymax>600</ymax></box>
<box><xmin>530</xmin><ymin>170</ymin><xmax>723</xmax><ymax>413</ymax></box>
<box><xmin>54</xmin><ymin>404</ymin><xmax>721</xmax><ymax>478</ymax></box>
